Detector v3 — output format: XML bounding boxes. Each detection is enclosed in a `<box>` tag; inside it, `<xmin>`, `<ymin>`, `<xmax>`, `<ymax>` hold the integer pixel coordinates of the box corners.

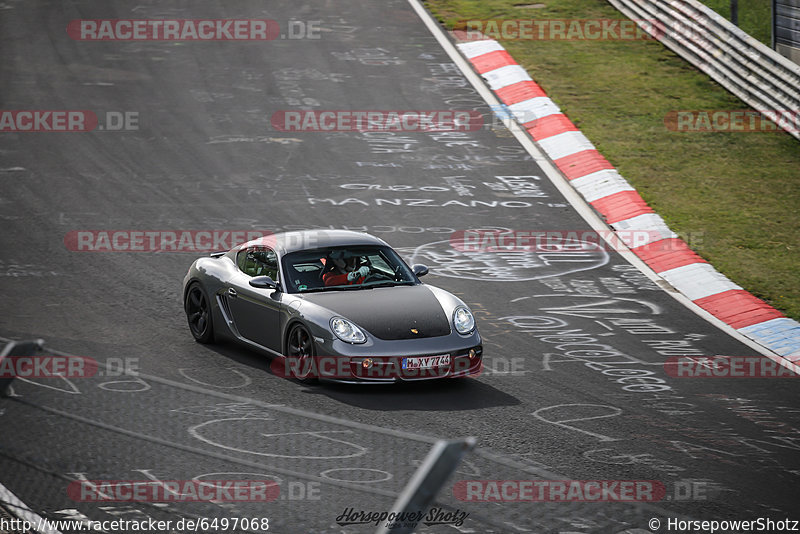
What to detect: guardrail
<box><xmin>607</xmin><ymin>0</ymin><xmax>800</xmax><ymax>141</ymax></box>
<box><xmin>775</xmin><ymin>0</ymin><xmax>800</xmax><ymax>63</ymax></box>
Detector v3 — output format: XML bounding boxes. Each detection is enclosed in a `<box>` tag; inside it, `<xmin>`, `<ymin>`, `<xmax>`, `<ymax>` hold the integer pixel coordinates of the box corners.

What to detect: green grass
<box><xmin>425</xmin><ymin>0</ymin><xmax>800</xmax><ymax>321</ymax></box>
<box><xmin>698</xmin><ymin>0</ymin><xmax>772</xmax><ymax>46</ymax></box>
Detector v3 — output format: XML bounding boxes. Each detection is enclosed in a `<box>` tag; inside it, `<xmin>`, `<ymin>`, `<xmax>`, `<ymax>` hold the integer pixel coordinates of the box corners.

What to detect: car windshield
<box><xmin>281</xmin><ymin>245</ymin><xmax>417</xmax><ymax>293</ymax></box>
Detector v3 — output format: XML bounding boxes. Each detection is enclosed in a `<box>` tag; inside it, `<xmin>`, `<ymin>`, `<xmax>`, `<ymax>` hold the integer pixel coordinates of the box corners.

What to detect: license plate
<box><xmin>402</xmin><ymin>354</ymin><xmax>451</xmax><ymax>370</ymax></box>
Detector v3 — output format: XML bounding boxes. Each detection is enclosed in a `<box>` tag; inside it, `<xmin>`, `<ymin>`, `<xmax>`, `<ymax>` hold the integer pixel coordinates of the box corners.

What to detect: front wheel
<box><xmin>185</xmin><ymin>283</ymin><xmax>214</xmax><ymax>344</ymax></box>
<box><xmin>285</xmin><ymin>324</ymin><xmax>317</xmax><ymax>383</ymax></box>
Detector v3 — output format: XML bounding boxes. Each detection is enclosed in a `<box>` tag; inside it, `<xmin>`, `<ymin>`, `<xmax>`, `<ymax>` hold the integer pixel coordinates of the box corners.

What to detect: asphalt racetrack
<box><xmin>1</xmin><ymin>1</ymin><xmax>798</xmax><ymax>533</ymax></box>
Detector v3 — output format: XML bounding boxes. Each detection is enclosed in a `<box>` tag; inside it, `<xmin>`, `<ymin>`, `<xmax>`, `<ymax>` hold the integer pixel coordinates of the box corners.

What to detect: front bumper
<box><xmin>311</xmin><ymin>331</ymin><xmax>483</xmax><ymax>383</ymax></box>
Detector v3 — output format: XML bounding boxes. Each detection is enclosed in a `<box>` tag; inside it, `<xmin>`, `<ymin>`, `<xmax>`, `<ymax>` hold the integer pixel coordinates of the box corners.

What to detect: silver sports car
<box><xmin>182</xmin><ymin>229</ymin><xmax>483</xmax><ymax>383</ymax></box>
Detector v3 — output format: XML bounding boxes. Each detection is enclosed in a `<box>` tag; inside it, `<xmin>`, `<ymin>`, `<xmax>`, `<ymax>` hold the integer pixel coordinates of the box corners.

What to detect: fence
<box><xmin>608</xmin><ymin>0</ymin><xmax>800</xmax><ymax>140</ymax></box>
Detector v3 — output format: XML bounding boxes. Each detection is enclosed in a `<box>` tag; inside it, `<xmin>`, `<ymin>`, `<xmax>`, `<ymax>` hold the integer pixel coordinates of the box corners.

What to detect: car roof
<box><xmin>236</xmin><ymin>229</ymin><xmax>390</xmax><ymax>255</ymax></box>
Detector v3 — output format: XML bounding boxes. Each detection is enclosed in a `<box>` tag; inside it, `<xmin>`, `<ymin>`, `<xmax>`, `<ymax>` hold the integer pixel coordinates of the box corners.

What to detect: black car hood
<box><xmin>300</xmin><ymin>285</ymin><xmax>451</xmax><ymax>340</ymax></box>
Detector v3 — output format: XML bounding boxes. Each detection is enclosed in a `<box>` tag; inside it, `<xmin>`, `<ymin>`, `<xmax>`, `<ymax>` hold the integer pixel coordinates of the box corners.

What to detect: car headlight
<box><xmin>330</xmin><ymin>317</ymin><xmax>367</xmax><ymax>344</ymax></box>
<box><xmin>453</xmin><ymin>306</ymin><xmax>475</xmax><ymax>335</ymax></box>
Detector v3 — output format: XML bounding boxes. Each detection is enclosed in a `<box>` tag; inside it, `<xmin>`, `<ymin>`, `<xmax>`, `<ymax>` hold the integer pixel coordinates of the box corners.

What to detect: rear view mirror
<box><xmin>412</xmin><ymin>264</ymin><xmax>429</xmax><ymax>277</ymax></box>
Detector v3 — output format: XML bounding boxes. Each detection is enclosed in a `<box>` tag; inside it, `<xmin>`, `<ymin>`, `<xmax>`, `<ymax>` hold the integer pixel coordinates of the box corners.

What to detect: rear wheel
<box><xmin>185</xmin><ymin>283</ymin><xmax>214</xmax><ymax>344</ymax></box>
<box><xmin>286</xmin><ymin>324</ymin><xmax>317</xmax><ymax>383</ymax></box>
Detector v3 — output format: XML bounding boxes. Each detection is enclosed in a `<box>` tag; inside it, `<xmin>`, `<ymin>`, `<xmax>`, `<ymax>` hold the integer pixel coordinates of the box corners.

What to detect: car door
<box><xmin>225</xmin><ymin>246</ymin><xmax>283</xmax><ymax>354</ymax></box>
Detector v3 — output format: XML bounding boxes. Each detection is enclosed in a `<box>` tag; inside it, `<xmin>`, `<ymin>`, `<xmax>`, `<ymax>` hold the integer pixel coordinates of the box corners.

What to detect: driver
<box><xmin>323</xmin><ymin>250</ymin><xmax>369</xmax><ymax>286</ymax></box>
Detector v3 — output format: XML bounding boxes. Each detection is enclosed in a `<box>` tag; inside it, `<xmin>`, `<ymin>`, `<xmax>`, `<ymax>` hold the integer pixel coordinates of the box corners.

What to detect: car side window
<box><xmin>236</xmin><ymin>247</ymin><xmax>279</xmax><ymax>280</ymax></box>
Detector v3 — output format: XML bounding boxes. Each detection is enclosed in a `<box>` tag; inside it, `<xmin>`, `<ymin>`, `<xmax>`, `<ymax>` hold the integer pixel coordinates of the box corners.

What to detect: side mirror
<box><xmin>249</xmin><ymin>276</ymin><xmax>278</xmax><ymax>290</ymax></box>
<box><xmin>412</xmin><ymin>264</ymin><xmax>429</xmax><ymax>277</ymax></box>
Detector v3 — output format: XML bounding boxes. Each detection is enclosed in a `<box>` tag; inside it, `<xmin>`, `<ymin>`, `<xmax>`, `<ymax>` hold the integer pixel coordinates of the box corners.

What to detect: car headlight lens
<box><xmin>453</xmin><ymin>306</ymin><xmax>475</xmax><ymax>335</ymax></box>
<box><xmin>330</xmin><ymin>317</ymin><xmax>367</xmax><ymax>344</ymax></box>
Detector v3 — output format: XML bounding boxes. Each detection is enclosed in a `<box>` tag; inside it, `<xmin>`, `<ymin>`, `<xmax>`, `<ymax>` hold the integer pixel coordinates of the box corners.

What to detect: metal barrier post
<box><xmin>375</xmin><ymin>437</ymin><xmax>476</xmax><ymax>534</ymax></box>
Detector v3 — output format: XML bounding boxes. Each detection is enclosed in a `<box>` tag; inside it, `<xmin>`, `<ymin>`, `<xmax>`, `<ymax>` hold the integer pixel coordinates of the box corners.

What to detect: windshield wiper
<box><xmin>299</xmin><ymin>285</ymin><xmax>361</xmax><ymax>293</ymax></box>
<box><xmin>300</xmin><ymin>281</ymin><xmax>413</xmax><ymax>293</ymax></box>
<box><xmin>365</xmin><ymin>281</ymin><xmax>415</xmax><ymax>289</ymax></box>
<box><xmin>323</xmin><ymin>284</ymin><xmax>365</xmax><ymax>291</ymax></box>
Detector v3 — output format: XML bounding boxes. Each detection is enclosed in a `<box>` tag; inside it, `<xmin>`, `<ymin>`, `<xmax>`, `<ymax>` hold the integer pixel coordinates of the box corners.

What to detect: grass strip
<box><xmin>425</xmin><ymin>0</ymin><xmax>800</xmax><ymax>321</ymax></box>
